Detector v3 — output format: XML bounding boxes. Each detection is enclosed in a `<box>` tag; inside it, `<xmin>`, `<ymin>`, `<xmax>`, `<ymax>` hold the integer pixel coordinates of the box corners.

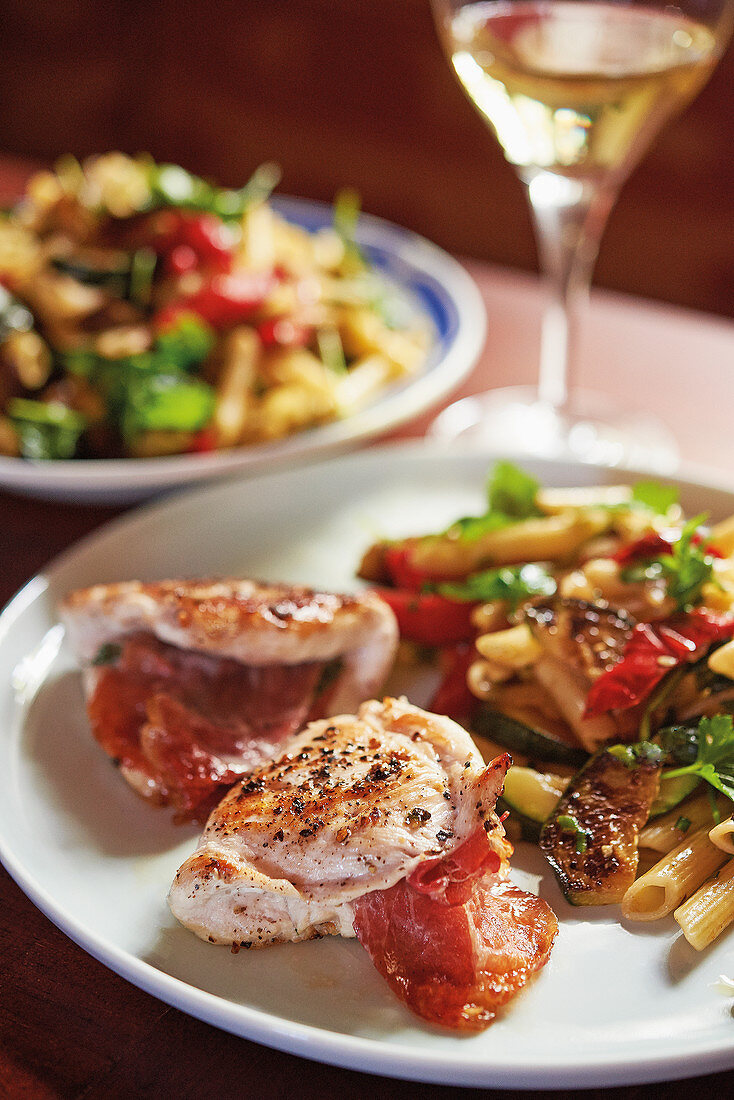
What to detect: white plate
<box><xmin>0</xmin><ymin>198</ymin><xmax>485</xmax><ymax>504</ymax></box>
<box><xmin>3</xmin><ymin>443</ymin><xmax>734</xmax><ymax>1089</ymax></box>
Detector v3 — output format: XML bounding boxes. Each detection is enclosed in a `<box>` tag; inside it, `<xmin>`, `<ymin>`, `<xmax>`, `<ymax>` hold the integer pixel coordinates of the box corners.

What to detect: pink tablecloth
<box><xmin>396</xmin><ymin>260</ymin><xmax>734</xmax><ymax>479</ymax></box>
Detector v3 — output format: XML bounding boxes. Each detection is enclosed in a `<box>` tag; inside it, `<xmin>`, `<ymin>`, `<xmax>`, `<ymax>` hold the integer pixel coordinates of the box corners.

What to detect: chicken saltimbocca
<box><xmin>168</xmin><ymin>696</ymin><xmax>558</xmax><ymax>1031</ymax></box>
<box><xmin>60</xmin><ymin>578</ymin><xmax>398</xmax><ymax>821</ymax></box>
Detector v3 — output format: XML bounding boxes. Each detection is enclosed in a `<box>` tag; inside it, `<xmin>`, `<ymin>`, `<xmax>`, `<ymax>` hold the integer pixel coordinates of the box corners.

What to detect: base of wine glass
<box><xmin>428</xmin><ymin>386</ymin><xmax>679</xmax><ymax>473</ymax></box>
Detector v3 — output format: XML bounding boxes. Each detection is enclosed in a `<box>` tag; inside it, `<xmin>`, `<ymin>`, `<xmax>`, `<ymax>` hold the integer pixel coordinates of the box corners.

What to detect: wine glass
<box><xmin>429</xmin><ymin>0</ymin><xmax>734</xmax><ymax>469</ymax></box>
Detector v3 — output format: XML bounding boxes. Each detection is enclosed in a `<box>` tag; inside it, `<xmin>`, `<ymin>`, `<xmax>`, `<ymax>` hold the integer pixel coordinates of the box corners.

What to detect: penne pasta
<box><xmin>466</xmin><ymin>658</ymin><xmax>497</xmax><ymax>699</ymax></box>
<box><xmin>475</xmin><ymin>623</ymin><xmax>541</xmax><ymax>670</ymax></box>
<box><xmin>709</xmin><ymin>815</ymin><xmax>734</xmax><ymax>854</ymax></box>
<box><xmin>622</xmin><ymin>827</ymin><xmax>729</xmax><ymax>922</ymax></box>
<box><xmin>638</xmin><ymin>794</ymin><xmax>727</xmax><ymax>853</ymax></box>
<box><xmin>708</xmin><ymin>514</ymin><xmax>734</xmax><ymax>557</ymax></box>
<box><xmin>674</xmin><ymin>858</ymin><xmax>734</xmax><ymax>950</ymax></box>
<box><xmin>334</xmin><ymin>354</ymin><xmax>395</xmax><ymax>414</ymax></box>
<box><xmin>408</xmin><ymin>511</ymin><xmax>612</xmax><ymax>579</ymax></box>
<box><xmin>212</xmin><ymin>328</ymin><xmax>260</xmax><ymax>447</ymax></box>
<box><xmin>535</xmin><ymin>484</ymin><xmax>633</xmax><ymax>514</ymax></box>
<box><xmin>707</xmin><ymin>638</ymin><xmax>734</xmax><ymax>680</ymax></box>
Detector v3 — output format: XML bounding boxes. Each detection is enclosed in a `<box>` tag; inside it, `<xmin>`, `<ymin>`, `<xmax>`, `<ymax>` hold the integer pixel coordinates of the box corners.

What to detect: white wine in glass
<box><xmin>430</xmin><ymin>0</ymin><xmax>734</xmax><ymax>468</ymax></box>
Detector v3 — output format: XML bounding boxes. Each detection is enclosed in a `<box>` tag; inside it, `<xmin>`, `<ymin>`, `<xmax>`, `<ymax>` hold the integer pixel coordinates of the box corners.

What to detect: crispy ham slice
<box><xmin>353</xmin><ymin>874</ymin><xmax>557</xmax><ymax>1031</ymax></box>
<box><xmin>60</xmin><ymin>578</ymin><xmax>398</xmax><ymax>820</ymax></box>
<box><xmin>168</xmin><ymin>697</ymin><xmax>557</xmax><ymax>1029</ymax></box>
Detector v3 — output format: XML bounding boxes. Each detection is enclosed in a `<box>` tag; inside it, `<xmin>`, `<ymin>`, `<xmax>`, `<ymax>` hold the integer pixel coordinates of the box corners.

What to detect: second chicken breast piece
<box><xmin>59</xmin><ymin>578</ymin><xmax>398</xmax><ymax>821</ymax></box>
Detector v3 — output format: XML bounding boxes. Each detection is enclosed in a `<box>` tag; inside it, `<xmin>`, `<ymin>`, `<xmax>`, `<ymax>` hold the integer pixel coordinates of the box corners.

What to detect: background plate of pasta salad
<box><xmin>2</xmin><ymin>442</ymin><xmax>734</xmax><ymax>1087</ymax></box>
<box><xmin>0</xmin><ymin>155</ymin><xmax>485</xmax><ymax>503</ymax></box>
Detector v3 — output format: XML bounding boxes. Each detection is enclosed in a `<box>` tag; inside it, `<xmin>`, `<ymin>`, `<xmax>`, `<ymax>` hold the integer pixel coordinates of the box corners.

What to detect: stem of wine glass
<box><xmin>522</xmin><ymin>169</ymin><xmax>618</xmax><ymax>413</ymax></box>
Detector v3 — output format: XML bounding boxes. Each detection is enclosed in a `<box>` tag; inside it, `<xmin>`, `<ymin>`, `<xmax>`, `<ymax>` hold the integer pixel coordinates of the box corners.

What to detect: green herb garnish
<box><xmin>557</xmin><ymin>813</ymin><xmax>590</xmax><ymax>853</ymax></box>
<box><xmin>155</xmin><ymin>313</ymin><xmax>216</xmax><ymax>371</ymax></box>
<box><xmin>92</xmin><ymin>642</ymin><xmax>122</xmax><ymax>666</ymax></box>
<box><xmin>447</xmin><ymin>461</ymin><xmax>542</xmax><ymax>541</ymax></box>
<box><xmin>656</xmin><ymin>723</ymin><xmax>700</xmax><ymax>767</ymax></box>
<box><xmin>658</xmin><ymin>514</ymin><xmax>717</xmax><ymax>611</ymax></box>
<box><xmin>332</xmin><ymin>187</ymin><xmax>365</xmax><ymax>267</ymax></box>
<box><xmin>436</xmin><ymin>563</ymin><xmax>556</xmax><ymax>610</ymax></box>
<box><xmin>621</xmin><ymin>514</ymin><xmax>717</xmax><ymax>611</ymax></box>
<box><xmin>148</xmin><ymin>161</ymin><xmax>281</xmax><ymax>221</ymax></box>
<box><xmin>487</xmin><ymin>461</ymin><xmax>542</xmax><ymax>520</ymax></box>
<box><xmin>316</xmin><ymin>326</ymin><xmax>347</xmax><ymax>374</ymax></box>
<box><xmin>665</xmin><ymin>714</ymin><xmax>734</xmax><ymax>802</ymax></box>
<box><xmin>8</xmin><ymin>399</ymin><xmax>87</xmax><ymax>460</ymax></box>
<box><xmin>631</xmin><ymin>481</ymin><xmax>679</xmax><ymax>515</ymax></box>
<box><xmin>120</xmin><ymin>374</ymin><xmax>216</xmax><ymax>440</ymax></box>
<box><xmin>59</xmin><ymin>314</ymin><xmax>217</xmax><ymax>445</ymax></box>
<box><xmin>608</xmin><ymin>741</ymin><xmax>664</xmax><ymax>768</ymax></box>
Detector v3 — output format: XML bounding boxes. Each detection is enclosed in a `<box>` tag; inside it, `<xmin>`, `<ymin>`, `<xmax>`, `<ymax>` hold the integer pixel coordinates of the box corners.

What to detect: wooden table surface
<box><xmin>4</xmin><ymin>263</ymin><xmax>734</xmax><ymax>1098</ymax></box>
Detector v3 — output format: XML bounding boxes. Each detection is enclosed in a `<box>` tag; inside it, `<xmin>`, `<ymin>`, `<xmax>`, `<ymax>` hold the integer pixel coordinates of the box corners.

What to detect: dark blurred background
<box><xmin>0</xmin><ymin>0</ymin><xmax>732</xmax><ymax>317</ymax></box>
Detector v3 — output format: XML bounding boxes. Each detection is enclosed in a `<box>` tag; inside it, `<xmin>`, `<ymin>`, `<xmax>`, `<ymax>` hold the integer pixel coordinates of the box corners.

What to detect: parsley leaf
<box><xmin>631</xmin><ymin>481</ymin><xmax>679</xmax><ymax>515</ymax></box>
<box><xmin>620</xmin><ymin>514</ymin><xmax>716</xmax><ymax>611</ymax></box>
<box><xmin>446</xmin><ymin>461</ymin><xmax>542</xmax><ymax>541</ymax></box>
<box><xmin>665</xmin><ymin>714</ymin><xmax>734</xmax><ymax>802</ymax></box>
<box><xmin>435</xmin><ymin>563</ymin><xmax>556</xmax><ymax>610</ymax></box>
<box><xmin>487</xmin><ymin>461</ymin><xmax>542</xmax><ymax>519</ymax></box>
<box><xmin>447</xmin><ymin>511</ymin><xmax>516</xmax><ymax>541</ymax></box>
<box><xmin>658</xmin><ymin>514</ymin><xmax>716</xmax><ymax>611</ymax></box>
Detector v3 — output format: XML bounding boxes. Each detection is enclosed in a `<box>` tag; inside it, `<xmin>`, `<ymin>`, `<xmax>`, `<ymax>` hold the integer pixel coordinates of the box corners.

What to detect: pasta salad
<box><xmin>0</xmin><ymin>153</ymin><xmax>429</xmax><ymax>461</ymax></box>
<box><xmin>358</xmin><ymin>461</ymin><xmax>734</xmax><ymax>951</ymax></box>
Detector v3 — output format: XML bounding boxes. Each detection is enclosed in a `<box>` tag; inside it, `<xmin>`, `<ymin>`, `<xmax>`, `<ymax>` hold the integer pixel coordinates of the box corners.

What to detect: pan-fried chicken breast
<box><xmin>60</xmin><ymin>578</ymin><xmax>398</xmax><ymax>821</ymax></box>
<box><xmin>169</xmin><ymin>697</ymin><xmax>557</xmax><ymax>1029</ymax></box>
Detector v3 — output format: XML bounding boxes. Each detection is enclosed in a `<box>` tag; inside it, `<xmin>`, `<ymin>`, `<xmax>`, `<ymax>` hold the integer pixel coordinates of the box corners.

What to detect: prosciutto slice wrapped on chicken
<box><xmin>168</xmin><ymin>696</ymin><xmax>557</xmax><ymax>1030</ymax></box>
<box><xmin>60</xmin><ymin>578</ymin><xmax>398</xmax><ymax>821</ymax></box>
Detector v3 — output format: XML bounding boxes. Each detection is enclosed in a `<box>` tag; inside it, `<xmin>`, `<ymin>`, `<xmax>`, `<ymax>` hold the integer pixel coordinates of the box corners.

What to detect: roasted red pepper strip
<box><xmin>613</xmin><ymin>532</ymin><xmax>673</xmax><ymax>565</ymax></box>
<box><xmin>372</xmin><ymin>586</ymin><xmax>477</xmax><ymax>646</ymax></box>
<box><xmin>429</xmin><ymin>643</ymin><xmax>478</xmax><ymax>721</ymax></box>
<box><xmin>383</xmin><ymin>545</ymin><xmax>436</xmax><ymax>589</ymax></box>
<box><xmin>188</xmin><ymin>427</ymin><xmax>216</xmax><ymax>453</ymax></box>
<box><xmin>693</xmin><ymin>535</ymin><xmax>724</xmax><ymax>559</ymax></box>
<box><xmin>175</xmin><ymin>213</ymin><xmax>233</xmax><ymax>272</ymax></box>
<box><xmin>613</xmin><ymin>531</ymin><xmax>723</xmax><ymax>565</ymax></box>
<box><xmin>152</xmin><ymin>211</ymin><xmax>234</xmax><ymax>273</ymax></box>
<box><xmin>179</xmin><ymin>270</ymin><xmax>277</xmax><ymax>329</ymax></box>
<box><xmin>584</xmin><ymin>608</ymin><xmax>734</xmax><ymax>718</ymax></box>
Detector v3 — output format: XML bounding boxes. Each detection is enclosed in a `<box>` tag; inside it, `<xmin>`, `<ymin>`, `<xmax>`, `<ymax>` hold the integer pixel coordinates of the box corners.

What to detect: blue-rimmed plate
<box><xmin>0</xmin><ymin>198</ymin><xmax>485</xmax><ymax>504</ymax></box>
